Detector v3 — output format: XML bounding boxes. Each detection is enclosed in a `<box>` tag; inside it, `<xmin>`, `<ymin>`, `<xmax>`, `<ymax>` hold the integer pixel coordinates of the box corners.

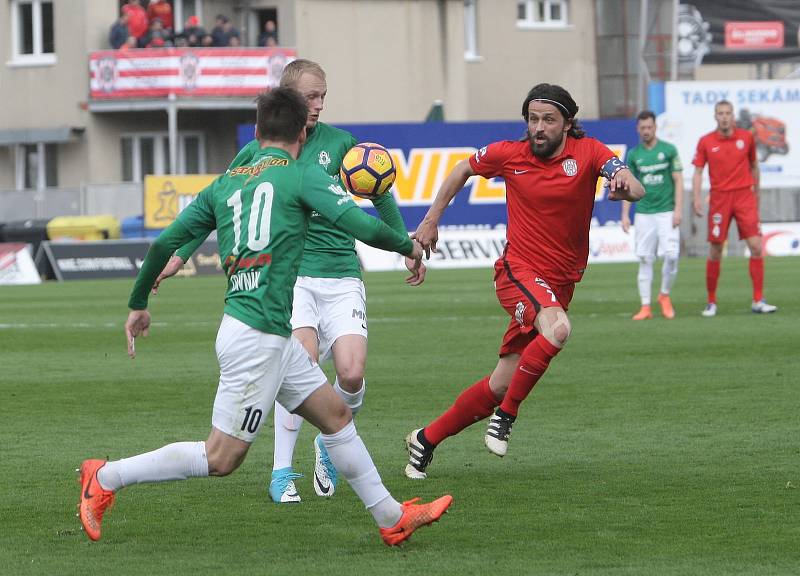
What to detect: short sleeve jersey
<box><xmin>231</xmin><ymin>122</ymin><xmax>364</xmax><ymax>278</ymax></box>
<box><xmin>626</xmin><ymin>140</ymin><xmax>682</xmax><ymax>214</ymax></box>
<box><xmin>692</xmin><ymin>128</ymin><xmax>755</xmax><ymax>193</ymax></box>
<box><xmin>469</xmin><ymin>137</ymin><xmax>616</xmax><ymax>284</ymax></box>
<box><xmin>176</xmin><ymin>146</ymin><xmax>359</xmax><ymax>336</ymax></box>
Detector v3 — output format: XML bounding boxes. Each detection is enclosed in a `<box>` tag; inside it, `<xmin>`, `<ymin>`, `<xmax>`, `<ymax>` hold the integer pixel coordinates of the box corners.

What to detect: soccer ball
<box><xmin>339</xmin><ymin>142</ymin><xmax>396</xmax><ymax>199</ymax></box>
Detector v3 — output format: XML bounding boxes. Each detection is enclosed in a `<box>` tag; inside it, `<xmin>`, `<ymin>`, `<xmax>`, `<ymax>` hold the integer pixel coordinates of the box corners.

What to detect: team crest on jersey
<box><xmin>657</xmin><ymin>152</ymin><xmax>665</xmax><ymax>160</ymax></box>
<box><xmin>562</xmin><ymin>159</ymin><xmax>578</xmax><ymax>176</ymax></box>
<box><xmin>318</xmin><ymin>150</ymin><xmax>331</xmax><ymax>168</ymax></box>
<box><xmin>736</xmin><ymin>139</ymin><xmax>744</xmax><ymax>149</ymax></box>
<box><xmin>712</xmin><ymin>213</ymin><xmax>722</xmax><ymax>225</ymax></box>
<box><xmin>514</xmin><ymin>301</ymin><xmax>526</xmax><ymax>326</ymax></box>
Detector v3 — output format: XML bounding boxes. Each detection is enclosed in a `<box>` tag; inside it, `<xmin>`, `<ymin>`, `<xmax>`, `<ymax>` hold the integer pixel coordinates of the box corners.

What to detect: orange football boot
<box><xmin>658</xmin><ymin>293</ymin><xmax>675</xmax><ymax>319</ymax></box>
<box><xmin>379</xmin><ymin>495</ymin><xmax>453</xmax><ymax>546</ymax></box>
<box><xmin>632</xmin><ymin>305</ymin><xmax>653</xmax><ymax>320</ymax></box>
<box><xmin>78</xmin><ymin>459</ymin><xmax>116</xmax><ymax>541</ymax></box>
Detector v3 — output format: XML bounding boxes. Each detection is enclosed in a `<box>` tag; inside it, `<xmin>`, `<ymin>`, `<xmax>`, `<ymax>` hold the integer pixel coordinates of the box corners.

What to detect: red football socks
<box><xmin>706</xmin><ymin>259</ymin><xmax>721</xmax><ymax>304</ymax></box>
<box><xmin>749</xmin><ymin>257</ymin><xmax>764</xmax><ymax>302</ymax></box>
<box><xmin>499</xmin><ymin>336</ymin><xmax>561</xmax><ymax>417</ymax></box>
<box><xmin>424</xmin><ymin>376</ymin><xmax>499</xmax><ymax>446</ymax></box>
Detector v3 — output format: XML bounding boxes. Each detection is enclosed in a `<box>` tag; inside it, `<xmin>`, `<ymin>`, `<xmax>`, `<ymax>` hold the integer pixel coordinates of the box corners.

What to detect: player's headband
<box><xmin>531</xmin><ymin>98</ymin><xmax>571</xmax><ymax>116</ymax></box>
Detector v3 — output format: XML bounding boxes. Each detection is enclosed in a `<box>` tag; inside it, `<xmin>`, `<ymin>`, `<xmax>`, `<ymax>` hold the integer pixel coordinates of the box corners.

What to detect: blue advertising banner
<box><xmin>238</xmin><ymin>119</ymin><xmax>637</xmax><ymax>227</ymax></box>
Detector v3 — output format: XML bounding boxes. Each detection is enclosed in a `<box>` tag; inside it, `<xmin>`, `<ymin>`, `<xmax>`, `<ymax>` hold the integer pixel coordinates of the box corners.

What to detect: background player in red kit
<box><xmin>404</xmin><ymin>84</ymin><xmax>645</xmax><ymax>479</ymax></box>
<box><xmin>692</xmin><ymin>100</ymin><xmax>777</xmax><ymax>317</ymax></box>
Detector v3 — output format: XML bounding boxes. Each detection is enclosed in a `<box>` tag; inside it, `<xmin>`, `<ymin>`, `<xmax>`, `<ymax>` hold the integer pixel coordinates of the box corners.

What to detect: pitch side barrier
<box><xmin>39</xmin><ymin>239</ymin><xmax>222</xmax><ymax>281</ymax></box>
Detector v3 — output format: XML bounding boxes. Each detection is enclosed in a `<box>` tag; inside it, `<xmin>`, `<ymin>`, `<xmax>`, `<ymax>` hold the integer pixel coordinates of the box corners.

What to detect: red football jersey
<box><xmin>692</xmin><ymin>128</ymin><xmax>756</xmax><ymax>193</ymax></box>
<box><xmin>469</xmin><ymin>137</ymin><xmax>615</xmax><ymax>284</ymax></box>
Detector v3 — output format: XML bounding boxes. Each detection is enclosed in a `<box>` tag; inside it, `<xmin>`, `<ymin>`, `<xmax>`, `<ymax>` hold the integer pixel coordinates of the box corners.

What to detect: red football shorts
<box><xmin>493</xmin><ymin>258</ymin><xmax>575</xmax><ymax>356</ymax></box>
<box><xmin>707</xmin><ymin>187</ymin><xmax>761</xmax><ymax>243</ymax></box>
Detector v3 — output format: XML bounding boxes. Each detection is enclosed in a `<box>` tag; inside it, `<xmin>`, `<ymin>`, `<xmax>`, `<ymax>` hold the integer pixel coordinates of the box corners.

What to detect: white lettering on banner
<box><xmin>356</xmin><ymin>226</ymin><xmax>636</xmax><ymax>271</ymax></box>
<box><xmin>56</xmin><ymin>257</ymin><xmax>135</xmax><ymax>272</ymax></box>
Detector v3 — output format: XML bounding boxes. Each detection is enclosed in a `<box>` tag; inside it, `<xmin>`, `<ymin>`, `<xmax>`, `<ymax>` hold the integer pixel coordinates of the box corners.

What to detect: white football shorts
<box><xmin>212</xmin><ymin>314</ymin><xmax>327</xmax><ymax>442</ymax></box>
<box><xmin>290</xmin><ymin>276</ymin><xmax>368</xmax><ymax>362</ymax></box>
<box><xmin>634</xmin><ymin>210</ymin><xmax>680</xmax><ymax>259</ymax></box>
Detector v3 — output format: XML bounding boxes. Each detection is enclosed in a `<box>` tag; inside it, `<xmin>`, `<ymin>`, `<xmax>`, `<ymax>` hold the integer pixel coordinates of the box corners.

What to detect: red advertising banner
<box><xmin>89</xmin><ymin>48</ymin><xmax>297</xmax><ymax>99</ymax></box>
<box><xmin>725</xmin><ymin>21</ymin><xmax>784</xmax><ymax>49</ymax></box>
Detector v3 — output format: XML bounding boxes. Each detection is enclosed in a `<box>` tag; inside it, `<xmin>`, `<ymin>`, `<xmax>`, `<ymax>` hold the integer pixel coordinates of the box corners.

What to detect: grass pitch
<box><xmin>0</xmin><ymin>257</ymin><xmax>798</xmax><ymax>575</ymax></box>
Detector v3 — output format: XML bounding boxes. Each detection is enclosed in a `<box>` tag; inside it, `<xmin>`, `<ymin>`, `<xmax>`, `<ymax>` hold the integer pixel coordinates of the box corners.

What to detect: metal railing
<box><xmin>0</xmin><ymin>182</ymin><xmax>143</xmax><ymax>222</ymax></box>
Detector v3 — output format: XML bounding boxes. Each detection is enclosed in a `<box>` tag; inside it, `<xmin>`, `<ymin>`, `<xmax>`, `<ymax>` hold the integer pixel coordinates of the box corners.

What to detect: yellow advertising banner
<box><xmin>144</xmin><ymin>175</ymin><xmax>217</xmax><ymax>229</ymax></box>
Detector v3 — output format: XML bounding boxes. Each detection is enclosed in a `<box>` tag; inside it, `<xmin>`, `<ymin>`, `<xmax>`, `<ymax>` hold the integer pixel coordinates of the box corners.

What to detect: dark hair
<box><xmin>521</xmin><ymin>83</ymin><xmax>585</xmax><ymax>138</ymax></box>
<box><xmin>255</xmin><ymin>88</ymin><xmax>308</xmax><ymax>143</ymax></box>
<box><xmin>637</xmin><ymin>110</ymin><xmax>656</xmax><ymax>122</ymax></box>
<box><xmin>715</xmin><ymin>99</ymin><xmax>733</xmax><ymax>111</ymax></box>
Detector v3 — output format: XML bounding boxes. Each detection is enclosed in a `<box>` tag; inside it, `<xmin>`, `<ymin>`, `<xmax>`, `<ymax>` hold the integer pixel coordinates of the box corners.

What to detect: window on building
<box><xmin>120</xmin><ymin>132</ymin><xmax>206</xmax><ymax>182</ymax></box>
<box><xmin>516</xmin><ymin>0</ymin><xmax>569</xmax><ymax>28</ymax></box>
<box><xmin>10</xmin><ymin>0</ymin><xmax>55</xmax><ymax>65</ymax></box>
<box><xmin>15</xmin><ymin>143</ymin><xmax>58</xmax><ymax>190</ymax></box>
<box><xmin>464</xmin><ymin>0</ymin><xmax>480</xmax><ymax>60</ymax></box>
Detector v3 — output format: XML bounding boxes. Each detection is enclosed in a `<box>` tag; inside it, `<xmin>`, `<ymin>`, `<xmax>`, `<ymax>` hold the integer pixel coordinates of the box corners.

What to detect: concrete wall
<box><xmin>465</xmin><ymin>0</ymin><xmax>600</xmax><ymax>121</ymax></box>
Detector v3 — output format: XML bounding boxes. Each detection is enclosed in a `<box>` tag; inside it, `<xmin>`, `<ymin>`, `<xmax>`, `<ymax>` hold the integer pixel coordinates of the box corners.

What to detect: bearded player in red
<box><xmin>404</xmin><ymin>84</ymin><xmax>645</xmax><ymax>479</ymax></box>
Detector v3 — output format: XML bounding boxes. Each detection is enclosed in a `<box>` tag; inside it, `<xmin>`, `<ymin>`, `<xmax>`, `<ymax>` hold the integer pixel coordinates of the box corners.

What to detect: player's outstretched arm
<box><xmin>414</xmin><ymin>159</ymin><xmax>475</xmax><ymax>258</ymax></box>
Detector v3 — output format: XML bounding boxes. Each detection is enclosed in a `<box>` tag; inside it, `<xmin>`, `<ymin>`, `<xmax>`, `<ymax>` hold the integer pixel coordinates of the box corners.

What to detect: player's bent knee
<box><xmin>336</xmin><ymin>368</ymin><xmax>365</xmax><ymax>392</ymax></box>
<box><xmin>207</xmin><ymin>451</ymin><xmax>245</xmax><ymax>476</ymax></box>
<box><xmin>537</xmin><ymin>309</ymin><xmax>571</xmax><ymax>348</ymax></box>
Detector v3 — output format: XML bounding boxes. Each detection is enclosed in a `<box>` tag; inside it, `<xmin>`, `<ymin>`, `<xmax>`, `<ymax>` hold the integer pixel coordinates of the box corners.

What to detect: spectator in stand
<box><xmin>211</xmin><ymin>14</ymin><xmax>229</xmax><ymax>47</ymax></box>
<box><xmin>119</xmin><ymin>35</ymin><xmax>138</xmax><ymax>52</ymax></box>
<box><xmin>224</xmin><ymin>19</ymin><xmax>241</xmax><ymax>46</ymax></box>
<box><xmin>211</xmin><ymin>14</ymin><xmax>241</xmax><ymax>47</ymax></box>
<box><xmin>122</xmin><ymin>0</ymin><xmax>149</xmax><ymax>43</ymax></box>
<box><xmin>258</xmin><ymin>20</ymin><xmax>278</xmax><ymax>47</ymax></box>
<box><xmin>183</xmin><ymin>15</ymin><xmax>206</xmax><ymax>47</ymax></box>
<box><xmin>147</xmin><ymin>0</ymin><xmax>173</xmax><ymax>32</ymax></box>
<box><xmin>141</xmin><ymin>18</ymin><xmax>172</xmax><ymax>48</ymax></box>
<box><xmin>109</xmin><ymin>11</ymin><xmax>130</xmax><ymax>49</ymax></box>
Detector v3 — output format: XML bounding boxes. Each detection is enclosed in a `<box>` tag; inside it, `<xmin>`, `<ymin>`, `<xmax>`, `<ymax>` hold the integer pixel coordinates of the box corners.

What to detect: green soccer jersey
<box><xmin>626</xmin><ymin>140</ymin><xmax>682</xmax><ymax>214</ymax></box>
<box><xmin>213</xmin><ymin>122</ymin><xmax>407</xmax><ymax>279</ymax></box>
<box><xmin>128</xmin><ymin>146</ymin><xmax>413</xmax><ymax>336</ymax></box>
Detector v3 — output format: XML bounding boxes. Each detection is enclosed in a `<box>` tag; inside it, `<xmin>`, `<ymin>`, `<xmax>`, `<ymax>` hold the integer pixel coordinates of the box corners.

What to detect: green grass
<box><xmin>1</xmin><ymin>257</ymin><xmax>798</xmax><ymax>575</ymax></box>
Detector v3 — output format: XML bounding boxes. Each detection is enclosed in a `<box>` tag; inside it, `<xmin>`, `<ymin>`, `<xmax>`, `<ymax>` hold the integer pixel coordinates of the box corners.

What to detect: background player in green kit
<box><xmin>154</xmin><ymin>59</ymin><xmax>423</xmax><ymax>503</ymax></box>
<box><xmin>621</xmin><ymin>110</ymin><xmax>684</xmax><ymax>320</ymax></box>
<box><xmin>77</xmin><ymin>87</ymin><xmax>452</xmax><ymax>546</ymax></box>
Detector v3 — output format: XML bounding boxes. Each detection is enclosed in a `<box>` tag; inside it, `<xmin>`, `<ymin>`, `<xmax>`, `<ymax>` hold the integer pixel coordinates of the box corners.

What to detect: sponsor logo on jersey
<box><xmin>736</xmin><ymin>139</ymin><xmax>745</xmax><ymax>149</ymax></box>
<box><xmin>229</xmin><ymin>156</ymin><xmax>289</xmax><ymax>183</ymax></box>
<box><xmin>562</xmin><ymin>159</ymin><xmax>578</xmax><ymax>176</ymax></box>
<box><xmin>319</xmin><ymin>150</ymin><xmax>331</xmax><ymax>168</ymax></box>
<box><xmin>224</xmin><ymin>253</ymin><xmax>272</xmax><ymax>275</ymax></box>
<box><xmin>229</xmin><ymin>269</ymin><xmax>261</xmax><ymax>293</ymax></box>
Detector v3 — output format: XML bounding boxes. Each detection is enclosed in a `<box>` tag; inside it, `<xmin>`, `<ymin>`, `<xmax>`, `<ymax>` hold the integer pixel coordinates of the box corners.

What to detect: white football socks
<box><xmin>272</xmin><ymin>401</ymin><xmax>303</xmax><ymax>471</ymax></box>
<box><xmin>661</xmin><ymin>255</ymin><xmax>679</xmax><ymax>295</ymax></box>
<box><xmin>637</xmin><ymin>257</ymin><xmax>655</xmax><ymax>306</ymax></box>
<box><xmin>334</xmin><ymin>377</ymin><xmax>365</xmax><ymax>415</ymax></box>
<box><xmin>96</xmin><ymin>441</ymin><xmax>208</xmax><ymax>492</ymax></box>
<box><xmin>321</xmin><ymin>421</ymin><xmax>401</xmax><ymax>528</ymax></box>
